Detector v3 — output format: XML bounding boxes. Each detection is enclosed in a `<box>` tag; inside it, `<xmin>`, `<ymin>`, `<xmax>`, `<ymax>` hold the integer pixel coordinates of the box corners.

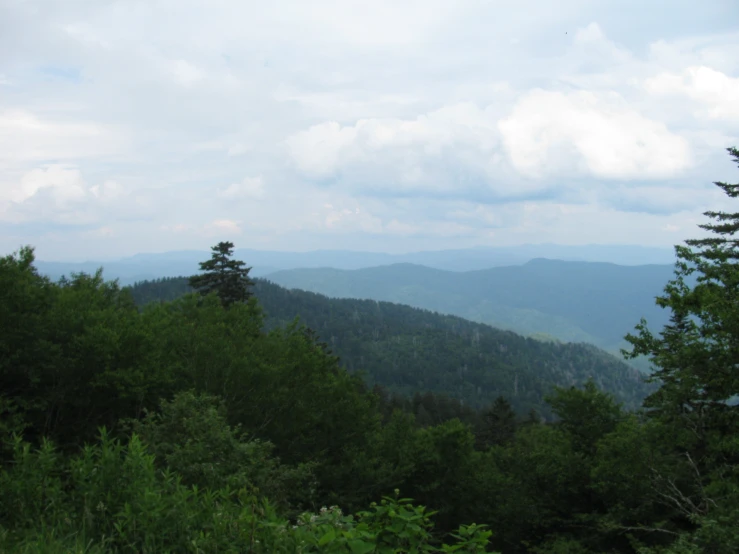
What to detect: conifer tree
<box><xmin>189</xmin><ymin>241</ymin><xmax>254</xmax><ymax>308</ymax></box>
<box><xmin>624</xmin><ymin>146</ymin><xmax>739</xmax><ymax>437</ymax></box>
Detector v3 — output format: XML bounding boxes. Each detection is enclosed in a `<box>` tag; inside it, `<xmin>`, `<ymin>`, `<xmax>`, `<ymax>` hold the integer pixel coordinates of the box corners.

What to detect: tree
<box><xmin>546</xmin><ymin>380</ymin><xmax>623</xmax><ymax>456</ymax></box>
<box><xmin>621</xmin><ymin>147</ymin><xmax>739</xmax><ymax>552</ymax></box>
<box><xmin>478</xmin><ymin>396</ymin><xmax>516</xmax><ymax>448</ymax></box>
<box><xmin>127</xmin><ymin>391</ymin><xmax>316</xmax><ymax>512</ymax></box>
<box><xmin>623</xmin><ymin>147</ymin><xmax>739</xmax><ymax>438</ymax></box>
<box><xmin>189</xmin><ymin>242</ymin><xmax>254</xmax><ymax>308</ymax></box>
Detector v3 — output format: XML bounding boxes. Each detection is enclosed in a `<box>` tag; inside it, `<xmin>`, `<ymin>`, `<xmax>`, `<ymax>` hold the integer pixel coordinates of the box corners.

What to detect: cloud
<box><xmin>89</xmin><ymin>180</ymin><xmax>125</xmax><ymax>202</ymax></box>
<box><xmin>645</xmin><ymin>66</ymin><xmax>739</xmax><ymax>121</ymax></box>
<box><xmin>285</xmin><ymin>102</ymin><xmax>514</xmax><ymax>196</ymax></box>
<box><xmin>1</xmin><ymin>1</ymin><xmax>738</xmax><ymax>259</ymax></box>
<box><xmin>286</xmin><ymin>122</ymin><xmax>358</xmax><ymax>179</ymax></box>
<box><xmin>0</xmin><ymin>164</ymin><xmax>152</xmax><ymax>226</ymax></box>
<box><xmin>6</xmin><ymin>165</ymin><xmax>86</xmax><ymax>204</ymax></box>
<box><xmin>286</xmin><ymin>85</ymin><xmax>696</xmax><ymax>200</ymax></box>
<box><xmin>0</xmin><ymin>110</ymin><xmax>126</xmax><ymax>166</ymax></box>
<box><xmin>498</xmin><ymin>89</ymin><xmax>693</xmax><ymax>180</ymax></box>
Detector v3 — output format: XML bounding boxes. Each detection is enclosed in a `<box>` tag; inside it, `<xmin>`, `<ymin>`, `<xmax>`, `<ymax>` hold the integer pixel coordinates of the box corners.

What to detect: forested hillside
<box><xmin>264</xmin><ymin>259</ymin><xmax>677</xmax><ymax>353</ymax></box>
<box><xmin>128</xmin><ymin>275</ymin><xmax>651</xmax><ymax>415</ymax></box>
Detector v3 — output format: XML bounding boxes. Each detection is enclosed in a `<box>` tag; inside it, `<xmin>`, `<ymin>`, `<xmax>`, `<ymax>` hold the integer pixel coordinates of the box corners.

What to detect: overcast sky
<box><xmin>1</xmin><ymin>0</ymin><xmax>738</xmax><ymax>261</ymax></box>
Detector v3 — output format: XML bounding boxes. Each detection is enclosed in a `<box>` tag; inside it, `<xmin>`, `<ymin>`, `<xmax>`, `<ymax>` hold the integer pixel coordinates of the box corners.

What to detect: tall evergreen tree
<box><xmin>189</xmin><ymin>242</ymin><xmax>254</xmax><ymax>308</ymax></box>
<box><xmin>624</xmin><ymin>147</ymin><xmax>739</xmax><ymax>434</ymax></box>
<box><xmin>621</xmin><ymin>146</ymin><xmax>739</xmax><ymax>554</ymax></box>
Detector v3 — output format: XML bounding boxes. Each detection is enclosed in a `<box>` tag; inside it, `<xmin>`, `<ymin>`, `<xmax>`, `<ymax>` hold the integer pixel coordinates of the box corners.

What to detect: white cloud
<box><xmin>645</xmin><ymin>66</ymin><xmax>739</xmax><ymax>120</ymax></box>
<box><xmin>0</xmin><ymin>110</ymin><xmax>125</xmax><ymax>165</ymax></box>
<box><xmin>285</xmin><ymin>122</ymin><xmax>359</xmax><ymax>179</ymax></box>
<box><xmin>0</xmin><ymin>165</ymin><xmax>152</xmax><ymax>226</ymax></box>
<box><xmin>572</xmin><ymin>22</ymin><xmax>632</xmax><ymax>66</ymax></box>
<box><xmin>285</xmin><ymin>102</ymin><xmax>511</xmax><ymax>194</ymax></box>
<box><xmin>498</xmin><ymin>89</ymin><xmax>693</xmax><ymax>180</ymax></box>
<box><xmin>5</xmin><ymin>165</ymin><xmax>86</xmax><ymax>204</ymax></box>
<box><xmin>90</xmin><ymin>180</ymin><xmax>125</xmax><ymax>202</ymax></box>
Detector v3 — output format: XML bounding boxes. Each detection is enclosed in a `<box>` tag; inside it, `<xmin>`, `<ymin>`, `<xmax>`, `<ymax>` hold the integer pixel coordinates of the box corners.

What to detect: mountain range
<box><xmin>34</xmin><ymin>244</ymin><xmax>675</xmax><ymax>286</ymax></box>
<box><xmin>264</xmin><ymin>258</ymin><xmax>679</xmax><ymax>359</ymax></box>
<box><xmin>32</xmin><ymin>245</ymin><xmax>680</xmax><ymax>367</ymax></box>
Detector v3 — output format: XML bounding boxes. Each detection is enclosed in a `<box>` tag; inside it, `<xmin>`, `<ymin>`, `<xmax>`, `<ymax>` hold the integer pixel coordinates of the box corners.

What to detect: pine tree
<box><xmin>623</xmin><ymin>146</ymin><xmax>739</xmax><ymax>438</ymax></box>
<box><xmin>189</xmin><ymin>242</ymin><xmax>255</xmax><ymax>308</ymax></box>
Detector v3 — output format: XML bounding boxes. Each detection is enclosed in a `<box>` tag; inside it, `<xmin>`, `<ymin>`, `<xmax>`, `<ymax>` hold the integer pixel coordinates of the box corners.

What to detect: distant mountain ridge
<box><xmin>34</xmin><ymin>244</ymin><xmax>675</xmax><ymax>285</ymax></box>
<box><xmin>263</xmin><ymin>258</ymin><xmax>679</xmax><ymax>357</ymax></box>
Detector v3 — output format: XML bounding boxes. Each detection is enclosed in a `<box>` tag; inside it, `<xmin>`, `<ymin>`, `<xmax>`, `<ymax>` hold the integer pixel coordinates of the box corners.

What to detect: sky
<box><xmin>1</xmin><ymin>0</ymin><xmax>738</xmax><ymax>261</ymax></box>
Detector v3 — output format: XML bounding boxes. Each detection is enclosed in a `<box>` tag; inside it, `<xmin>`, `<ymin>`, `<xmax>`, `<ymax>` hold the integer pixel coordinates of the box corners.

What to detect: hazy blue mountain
<box><xmin>264</xmin><ymin>259</ymin><xmax>678</xmax><ymax>358</ymax></box>
<box><xmin>34</xmin><ymin>243</ymin><xmax>675</xmax><ymax>285</ymax></box>
<box><xmin>401</xmin><ymin>244</ymin><xmax>675</xmax><ymax>270</ymax></box>
<box><xmin>34</xmin><ymin>259</ymin><xmax>279</xmax><ymax>285</ymax></box>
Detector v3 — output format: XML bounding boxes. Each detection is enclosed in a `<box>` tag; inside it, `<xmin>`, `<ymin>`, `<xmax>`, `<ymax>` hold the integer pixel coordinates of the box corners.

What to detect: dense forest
<box><xmin>1</xmin><ymin>148</ymin><xmax>739</xmax><ymax>552</ymax></box>
<box><xmin>128</xmin><ymin>275</ymin><xmax>651</xmax><ymax>416</ymax></box>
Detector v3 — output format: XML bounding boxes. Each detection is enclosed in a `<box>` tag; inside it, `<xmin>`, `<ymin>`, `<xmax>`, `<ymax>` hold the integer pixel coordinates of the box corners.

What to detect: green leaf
<box><xmin>348</xmin><ymin>539</ymin><xmax>376</xmax><ymax>554</ymax></box>
<box><xmin>318</xmin><ymin>528</ymin><xmax>337</xmax><ymax>546</ymax></box>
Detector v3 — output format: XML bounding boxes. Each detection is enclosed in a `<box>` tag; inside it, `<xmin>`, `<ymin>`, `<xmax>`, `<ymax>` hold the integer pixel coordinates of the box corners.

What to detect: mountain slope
<box><xmin>264</xmin><ymin>259</ymin><xmax>677</xmax><ymax>353</ymax></box>
<box><xmin>126</xmin><ymin>277</ymin><xmax>652</xmax><ymax>417</ymax></box>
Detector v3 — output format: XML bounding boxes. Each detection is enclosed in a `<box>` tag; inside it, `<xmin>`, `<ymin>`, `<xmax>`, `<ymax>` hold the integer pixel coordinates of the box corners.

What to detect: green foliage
<box><xmin>479</xmin><ymin>396</ymin><xmax>517</xmax><ymax>448</ymax></box>
<box><xmin>546</xmin><ymin>380</ymin><xmax>624</xmax><ymax>455</ymax></box>
<box><xmin>624</xmin><ymin>148</ymin><xmax>739</xmax><ymax>420</ymax></box>
<box><xmin>591</xmin><ymin>415</ymin><xmax>678</xmax><ymax>524</ymax></box>
<box><xmin>0</xmin><ymin>434</ymin><xmax>496</xmax><ymax>553</ymax></box>
<box><xmin>620</xmin><ymin>147</ymin><xmax>739</xmax><ymax>551</ymax></box>
<box><xmin>126</xmin><ymin>391</ymin><xmax>317</xmax><ymax>512</ymax></box>
<box><xmin>189</xmin><ymin>241</ymin><xmax>255</xmax><ymax>307</ymax></box>
<box><xmin>0</xmin><ymin>247</ymin><xmax>169</xmax><ymax>450</ymax></box>
<box><xmin>403</xmin><ymin>419</ymin><xmax>478</xmax><ymax>530</ymax></box>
